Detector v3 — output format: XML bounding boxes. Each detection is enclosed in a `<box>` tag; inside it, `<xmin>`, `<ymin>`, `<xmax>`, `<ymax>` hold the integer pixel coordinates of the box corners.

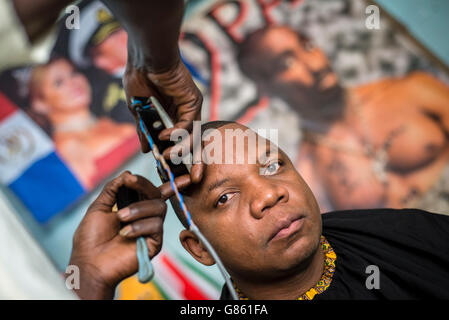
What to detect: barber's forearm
<box><xmin>12</xmin><ymin>0</ymin><xmax>73</xmax><ymax>43</ymax></box>
<box><xmin>102</xmin><ymin>0</ymin><xmax>185</xmax><ymax>73</ymax></box>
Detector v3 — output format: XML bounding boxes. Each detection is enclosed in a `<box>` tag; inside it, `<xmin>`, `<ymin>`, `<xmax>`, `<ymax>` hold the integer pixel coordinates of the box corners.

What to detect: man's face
<box><xmin>184</xmin><ymin>123</ymin><xmax>322</xmax><ymax>281</ymax></box>
<box><xmin>258</xmin><ymin>26</ymin><xmax>344</xmax><ymax>121</ymax></box>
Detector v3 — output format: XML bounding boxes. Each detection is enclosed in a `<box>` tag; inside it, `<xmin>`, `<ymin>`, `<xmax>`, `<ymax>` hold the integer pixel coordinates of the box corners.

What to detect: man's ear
<box><xmin>179</xmin><ymin>230</ymin><xmax>215</xmax><ymax>266</ymax></box>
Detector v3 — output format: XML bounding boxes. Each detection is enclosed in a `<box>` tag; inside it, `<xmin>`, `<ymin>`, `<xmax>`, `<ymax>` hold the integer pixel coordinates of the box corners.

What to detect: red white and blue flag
<box><xmin>0</xmin><ymin>92</ymin><xmax>86</xmax><ymax>223</ymax></box>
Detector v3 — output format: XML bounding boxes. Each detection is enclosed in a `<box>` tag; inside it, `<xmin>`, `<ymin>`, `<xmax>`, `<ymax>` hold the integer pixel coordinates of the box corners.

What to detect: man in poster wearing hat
<box><xmin>62</xmin><ymin>1</ymin><xmax>127</xmax><ymax>77</ymax></box>
<box><xmin>54</xmin><ymin>1</ymin><xmax>131</xmax><ymax>123</ymax></box>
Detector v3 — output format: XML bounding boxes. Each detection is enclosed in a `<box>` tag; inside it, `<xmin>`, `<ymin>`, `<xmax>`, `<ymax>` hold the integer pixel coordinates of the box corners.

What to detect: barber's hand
<box><xmin>68</xmin><ymin>171</ymin><xmax>190</xmax><ymax>299</ymax></box>
<box><xmin>123</xmin><ymin>58</ymin><xmax>205</xmax><ymax>183</ymax></box>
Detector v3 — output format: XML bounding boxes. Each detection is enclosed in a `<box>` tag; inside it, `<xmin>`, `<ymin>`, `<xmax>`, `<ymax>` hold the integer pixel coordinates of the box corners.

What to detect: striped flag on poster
<box><xmin>0</xmin><ymin>92</ymin><xmax>86</xmax><ymax>223</ymax></box>
<box><xmin>117</xmin><ymin>251</ymin><xmax>222</xmax><ymax>300</ymax></box>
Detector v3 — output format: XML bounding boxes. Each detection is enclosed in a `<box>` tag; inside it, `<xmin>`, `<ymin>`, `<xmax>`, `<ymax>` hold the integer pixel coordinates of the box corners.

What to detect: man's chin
<box><xmin>268</xmin><ymin>234</ymin><xmax>318</xmax><ymax>273</ymax></box>
<box><xmin>268</xmin><ymin>223</ymin><xmax>314</xmax><ymax>258</ymax></box>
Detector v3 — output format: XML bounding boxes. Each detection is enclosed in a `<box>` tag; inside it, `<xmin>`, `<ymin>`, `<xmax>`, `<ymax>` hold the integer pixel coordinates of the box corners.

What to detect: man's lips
<box><xmin>268</xmin><ymin>215</ymin><xmax>305</xmax><ymax>243</ymax></box>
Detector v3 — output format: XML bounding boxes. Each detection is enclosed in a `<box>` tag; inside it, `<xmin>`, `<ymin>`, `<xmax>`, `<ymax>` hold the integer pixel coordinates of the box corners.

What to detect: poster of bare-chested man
<box><xmin>179</xmin><ymin>0</ymin><xmax>449</xmax><ymax>215</ymax></box>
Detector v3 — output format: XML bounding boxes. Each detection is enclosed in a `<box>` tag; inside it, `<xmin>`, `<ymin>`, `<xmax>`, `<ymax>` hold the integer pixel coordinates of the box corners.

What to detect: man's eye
<box><xmin>215</xmin><ymin>193</ymin><xmax>235</xmax><ymax>207</ymax></box>
<box><xmin>219</xmin><ymin>194</ymin><xmax>228</xmax><ymax>204</ymax></box>
<box><xmin>261</xmin><ymin>160</ymin><xmax>282</xmax><ymax>176</ymax></box>
<box><xmin>259</xmin><ymin>161</ymin><xmax>281</xmax><ymax>176</ymax></box>
<box><xmin>267</xmin><ymin>162</ymin><xmax>280</xmax><ymax>174</ymax></box>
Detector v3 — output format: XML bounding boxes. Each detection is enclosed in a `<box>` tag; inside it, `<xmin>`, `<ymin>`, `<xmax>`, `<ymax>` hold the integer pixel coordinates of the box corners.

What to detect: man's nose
<box><xmin>249</xmin><ymin>179</ymin><xmax>288</xmax><ymax>219</ymax></box>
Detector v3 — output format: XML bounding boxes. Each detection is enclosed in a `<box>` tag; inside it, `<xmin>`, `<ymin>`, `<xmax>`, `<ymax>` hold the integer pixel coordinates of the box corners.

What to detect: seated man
<box><xmin>177</xmin><ymin>121</ymin><xmax>449</xmax><ymax>300</ymax></box>
<box><xmin>71</xmin><ymin>121</ymin><xmax>449</xmax><ymax>300</ymax></box>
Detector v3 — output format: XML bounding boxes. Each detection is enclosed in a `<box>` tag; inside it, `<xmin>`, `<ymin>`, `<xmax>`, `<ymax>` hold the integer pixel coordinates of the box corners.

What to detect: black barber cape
<box><xmin>220</xmin><ymin>208</ymin><xmax>449</xmax><ymax>300</ymax></box>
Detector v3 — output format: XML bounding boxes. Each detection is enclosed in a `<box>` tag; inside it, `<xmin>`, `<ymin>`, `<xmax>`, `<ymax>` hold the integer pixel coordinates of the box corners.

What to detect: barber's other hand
<box><xmin>123</xmin><ymin>58</ymin><xmax>205</xmax><ymax>183</ymax></box>
<box><xmin>68</xmin><ymin>171</ymin><xmax>190</xmax><ymax>299</ymax></box>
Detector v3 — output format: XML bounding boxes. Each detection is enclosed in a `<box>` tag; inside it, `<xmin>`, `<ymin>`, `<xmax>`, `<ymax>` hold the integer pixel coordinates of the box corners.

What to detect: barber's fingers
<box><xmin>157</xmin><ymin>93</ymin><xmax>202</xmax><ymax>141</ymax></box>
<box><xmin>118</xmin><ymin>216</ymin><xmax>164</xmax><ymax>240</ymax></box>
<box><xmin>88</xmin><ymin>171</ymin><xmax>135</xmax><ymax>213</ymax></box>
<box><xmin>88</xmin><ymin>171</ymin><xmax>161</xmax><ymax>214</ymax></box>
<box><xmin>161</xmin><ymin>128</ymin><xmax>205</xmax><ymax>184</ymax></box>
<box><xmin>159</xmin><ymin>174</ymin><xmax>192</xmax><ymax>200</ymax></box>
<box><xmin>190</xmin><ymin>163</ymin><xmax>205</xmax><ymax>184</ymax></box>
<box><xmin>135</xmin><ymin>124</ymin><xmax>151</xmax><ymax>153</ymax></box>
<box><xmin>123</xmin><ymin>174</ymin><xmax>162</xmax><ymax>200</ymax></box>
<box><xmin>117</xmin><ymin>199</ymin><xmax>167</xmax><ymax>223</ymax></box>
<box><xmin>123</xmin><ymin>62</ymin><xmax>172</xmax><ymax>154</ymax></box>
<box><xmin>155</xmin><ymin>63</ymin><xmax>203</xmax><ymax>141</ymax></box>
<box><xmin>161</xmin><ymin>126</ymin><xmax>194</xmax><ymax>160</ymax></box>
<box><xmin>115</xmin><ymin>174</ymin><xmax>191</xmax><ymax>222</ymax></box>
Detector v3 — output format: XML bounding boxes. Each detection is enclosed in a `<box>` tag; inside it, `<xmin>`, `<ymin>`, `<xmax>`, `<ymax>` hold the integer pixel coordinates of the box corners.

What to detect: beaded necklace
<box><xmin>234</xmin><ymin>236</ymin><xmax>337</xmax><ymax>300</ymax></box>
